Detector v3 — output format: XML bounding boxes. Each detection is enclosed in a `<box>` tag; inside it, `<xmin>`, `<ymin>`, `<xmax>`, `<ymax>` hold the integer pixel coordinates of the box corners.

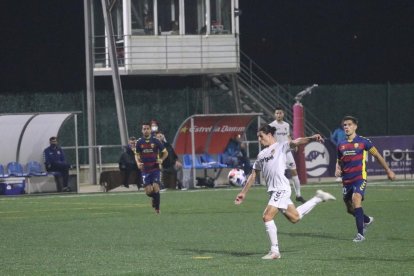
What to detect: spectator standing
<box><xmin>330</xmin><ymin>125</ymin><xmax>346</xmax><ymax>146</ymax></box>
<box><xmin>155</xmin><ymin>131</ymin><xmax>183</xmax><ymax>190</ymax></box>
<box><xmin>150</xmin><ymin>119</ymin><xmax>159</xmax><ymax>135</ymax></box>
<box><xmin>43</xmin><ymin>136</ymin><xmax>71</xmax><ymax>192</ymax></box>
<box><xmin>119</xmin><ymin>136</ymin><xmax>143</xmax><ymax>189</ymax></box>
<box><xmin>330</xmin><ymin>125</ymin><xmax>347</xmax><ymax>181</ymax></box>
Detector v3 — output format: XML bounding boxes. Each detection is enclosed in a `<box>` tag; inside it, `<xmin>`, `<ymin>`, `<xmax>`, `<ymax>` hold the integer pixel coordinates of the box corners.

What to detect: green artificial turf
<box><xmin>0</xmin><ymin>182</ymin><xmax>413</xmax><ymax>275</ymax></box>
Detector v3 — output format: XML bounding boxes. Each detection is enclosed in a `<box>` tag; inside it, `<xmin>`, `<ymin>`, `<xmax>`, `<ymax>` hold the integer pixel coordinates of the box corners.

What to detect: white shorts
<box><xmin>267</xmin><ymin>190</ymin><xmax>293</xmax><ymax>210</ymax></box>
<box><xmin>286</xmin><ymin>151</ymin><xmax>296</xmax><ymax>170</ymax></box>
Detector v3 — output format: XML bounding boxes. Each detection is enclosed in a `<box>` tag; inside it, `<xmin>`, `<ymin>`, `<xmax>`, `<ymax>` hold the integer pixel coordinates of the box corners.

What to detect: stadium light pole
<box><xmin>84</xmin><ymin>0</ymin><xmax>98</xmax><ymax>185</ymax></box>
<box><xmin>100</xmin><ymin>0</ymin><xmax>129</xmax><ymax>146</ymax></box>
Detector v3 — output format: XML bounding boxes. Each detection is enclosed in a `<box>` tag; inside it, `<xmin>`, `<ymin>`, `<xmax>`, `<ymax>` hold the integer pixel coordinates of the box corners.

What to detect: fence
<box><xmin>1</xmin><ymin>83</ymin><xmax>413</xmax><ymax>153</ymax></box>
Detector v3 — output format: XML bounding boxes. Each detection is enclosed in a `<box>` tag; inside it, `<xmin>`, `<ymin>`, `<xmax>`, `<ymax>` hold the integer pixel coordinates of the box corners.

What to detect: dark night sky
<box><xmin>1</xmin><ymin>0</ymin><xmax>414</xmax><ymax>91</ymax></box>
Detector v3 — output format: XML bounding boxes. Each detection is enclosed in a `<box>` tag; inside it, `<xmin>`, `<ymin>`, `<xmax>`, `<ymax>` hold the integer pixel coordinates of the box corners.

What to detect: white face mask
<box><xmin>151</xmin><ymin>125</ymin><xmax>158</xmax><ymax>132</ymax></box>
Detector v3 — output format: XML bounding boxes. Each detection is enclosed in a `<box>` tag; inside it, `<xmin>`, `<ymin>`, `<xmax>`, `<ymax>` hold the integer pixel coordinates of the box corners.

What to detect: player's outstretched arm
<box><xmin>290</xmin><ymin>134</ymin><xmax>324</xmax><ymax>148</ymax></box>
<box><xmin>235</xmin><ymin>170</ymin><xmax>257</xmax><ymax>205</ymax></box>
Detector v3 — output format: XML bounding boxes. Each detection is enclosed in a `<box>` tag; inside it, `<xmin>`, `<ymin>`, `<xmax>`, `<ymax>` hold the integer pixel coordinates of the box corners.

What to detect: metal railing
<box><xmin>62</xmin><ymin>145</ymin><xmax>123</xmax><ymax>185</ymax></box>
<box><xmin>236</xmin><ymin>51</ymin><xmax>331</xmax><ymax>136</ymax></box>
<box><xmin>93</xmin><ymin>34</ymin><xmax>240</xmax><ymax>72</ymax></box>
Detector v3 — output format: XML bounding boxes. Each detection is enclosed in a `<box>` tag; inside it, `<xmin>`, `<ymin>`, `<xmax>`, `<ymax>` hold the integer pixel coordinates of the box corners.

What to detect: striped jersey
<box><xmin>337</xmin><ymin>135</ymin><xmax>378</xmax><ymax>185</ymax></box>
<box><xmin>135</xmin><ymin>136</ymin><xmax>165</xmax><ymax>173</ymax></box>
<box><xmin>253</xmin><ymin>141</ymin><xmax>291</xmax><ymax>192</ymax></box>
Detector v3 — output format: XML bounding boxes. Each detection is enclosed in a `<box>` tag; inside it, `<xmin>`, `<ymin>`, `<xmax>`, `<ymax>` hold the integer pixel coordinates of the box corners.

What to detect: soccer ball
<box><xmin>228</xmin><ymin>168</ymin><xmax>246</xmax><ymax>187</ymax></box>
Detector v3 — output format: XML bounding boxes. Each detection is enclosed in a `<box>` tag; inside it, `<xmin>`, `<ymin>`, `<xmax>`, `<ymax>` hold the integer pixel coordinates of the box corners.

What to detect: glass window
<box><xmin>93</xmin><ymin>0</ymin><xmax>105</xmax><ymax>67</ymax></box>
<box><xmin>111</xmin><ymin>1</ymin><xmax>124</xmax><ymax>65</ymax></box>
<box><xmin>92</xmin><ymin>0</ymin><xmax>124</xmax><ymax>66</ymax></box>
<box><xmin>210</xmin><ymin>0</ymin><xmax>232</xmax><ymax>35</ymax></box>
<box><xmin>111</xmin><ymin>0</ymin><xmax>124</xmax><ymax>38</ymax></box>
<box><xmin>184</xmin><ymin>0</ymin><xmax>206</xmax><ymax>35</ymax></box>
<box><xmin>131</xmin><ymin>0</ymin><xmax>154</xmax><ymax>35</ymax></box>
<box><xmin>158</xmin><ymin>0</ymin><xmax>180</xmax><ymax>35</ymax></box>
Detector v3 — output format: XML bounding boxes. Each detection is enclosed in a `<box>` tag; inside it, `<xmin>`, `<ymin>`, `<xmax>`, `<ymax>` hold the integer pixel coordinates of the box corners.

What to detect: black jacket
<box><xmin>119</xmin><ymin>146</ymin><xmax>139</xmax><ymax>171</ymax></box>
<box><xmin>162</xmin><ymin>142</ymin><xmax>178</xmax><ymax>171</ymax></box>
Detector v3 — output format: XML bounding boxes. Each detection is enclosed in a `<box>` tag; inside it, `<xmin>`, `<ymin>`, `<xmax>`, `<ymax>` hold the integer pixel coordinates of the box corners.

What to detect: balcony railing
<box><xmin>93</xmin><ymin>34</ymin><xmax>240</xmax><ymax>75</ymax></box>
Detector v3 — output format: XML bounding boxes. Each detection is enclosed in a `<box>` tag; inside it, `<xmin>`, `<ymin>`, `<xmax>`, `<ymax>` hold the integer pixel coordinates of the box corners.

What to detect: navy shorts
<box><xmin>342</xmin><ymin>179</ymin><xmax>367</xmax><ymax>202</ymax></box>
<box><xmin>142</xmin><ymin>170</ymin><xmax>161</xmax><ymax>186</ymax></box>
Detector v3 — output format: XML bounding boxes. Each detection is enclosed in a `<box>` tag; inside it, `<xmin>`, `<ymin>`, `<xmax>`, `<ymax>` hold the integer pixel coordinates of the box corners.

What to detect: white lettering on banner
<box><xmin>190</xmin><ymin>126</ymin><xmax>213</xmax><ymax>133</ymax></box>
<box><xmin>189</xmin><ymin>125</ymin><xmax>246</xmax><ymax>133</ymax></box>
<box><xmin>221</xmin><ymin>125</ymin><xmax>245</xmax><ymax>132</ymax></box>
<box><xmin>369</xmin><ymin>149</ymin><xmax>413</xmax><ymax>162</ymax></box>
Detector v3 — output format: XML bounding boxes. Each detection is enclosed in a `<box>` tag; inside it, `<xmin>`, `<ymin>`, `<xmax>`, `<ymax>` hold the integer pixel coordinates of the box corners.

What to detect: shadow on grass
<box><xmin>167</xmin><ymin>209</ymin><xmax>258</xmax><ymax>215</ymax></box>
<box><xmin>341</xmin><ymin>256</ymin><xmax>414</xmax><ymax>263</ymax></box>
<box><xmin>177</xmin><ymin>248</ymin><xmax>259</xmax><ymax>257</ymax></box>
<box><xmin>280</xmin><ymin>231</ymin><xmax>347</xmax><ymax>241</ymax></box>
<box><xmin>178</xmin><ymin>248</ymin><xmax>297</xmax><ymax>257</ymax></box>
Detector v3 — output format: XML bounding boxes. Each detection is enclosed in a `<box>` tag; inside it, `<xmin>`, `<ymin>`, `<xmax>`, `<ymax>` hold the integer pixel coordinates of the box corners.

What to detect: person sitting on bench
<box><xmin>43</xmin><ymin>136</ymin><xmax>71</xmax><ymax>192</ymax></box>
<box><xmin>223</xmin><ymin>134</ymin><xmax>251</xmax><ymax>174</ymax></box>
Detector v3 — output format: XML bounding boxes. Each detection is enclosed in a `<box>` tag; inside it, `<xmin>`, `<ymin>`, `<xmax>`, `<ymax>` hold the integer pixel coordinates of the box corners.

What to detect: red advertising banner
<box><xmin>173</xmin><ymin>114</ymin><xmax>261</xmax><ymax>154</ymax></box>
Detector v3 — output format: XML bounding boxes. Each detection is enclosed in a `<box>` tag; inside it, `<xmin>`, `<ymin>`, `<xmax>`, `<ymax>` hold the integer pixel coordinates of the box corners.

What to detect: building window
<box><xmin>131</xmin><ymin>0</ymin><xmax>154</xmax><ymax>35</ymax></box>
<box><xmin>184</xmin><ymin>0</ymin><xmax>206</xmax><ymax>35</ymax></box>
<box><xmin>210</xmin><ymin>0</ymin><xmax>231</xmax><ymax>34</ymax></box>
<box><xmin>158</xmin><ymin>0</ymin><xmax>180</xmax><ymax>35</ymax></box>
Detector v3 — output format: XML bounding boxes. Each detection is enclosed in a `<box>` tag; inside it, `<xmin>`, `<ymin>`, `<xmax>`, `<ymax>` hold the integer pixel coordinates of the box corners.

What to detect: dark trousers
<box><xmin>161</xmin><ymin>169</ymin><xmax>178</xmax><ymax>189</ymax></box>
<box><xmin>121</xmin><ymin>168</ymin><xmax>142</xmax><ymax>188</ymax></box>
<box><xmin>47</xmin><ymin>162</ymin><xmax>70</xmax><ymax>188</ymax></box>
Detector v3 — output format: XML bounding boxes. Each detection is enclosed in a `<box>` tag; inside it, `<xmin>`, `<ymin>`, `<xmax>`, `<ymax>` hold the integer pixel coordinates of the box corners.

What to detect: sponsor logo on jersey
<box><xmin>259</xmin><ymin>154</ymin><xmax>274</xmax><ymax>164</ymax></box>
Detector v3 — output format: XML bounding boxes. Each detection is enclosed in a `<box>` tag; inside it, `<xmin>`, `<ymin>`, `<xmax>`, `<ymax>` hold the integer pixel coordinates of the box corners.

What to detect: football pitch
<box><xmin>0</xmin><ymin>181</ymin><xmax>413</xmax><ymax>275</ymax></box>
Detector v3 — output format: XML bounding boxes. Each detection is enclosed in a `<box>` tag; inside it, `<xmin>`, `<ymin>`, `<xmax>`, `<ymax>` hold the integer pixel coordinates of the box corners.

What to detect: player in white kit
<box><xmin>269</xmin><ymin>106</ymin><xmax>306</xmax><ymax>203</ymax></box>
<box><xmin>234</xmin><ymin>124</ymin><xmax>336</xmax><ymax>260</ymax></box>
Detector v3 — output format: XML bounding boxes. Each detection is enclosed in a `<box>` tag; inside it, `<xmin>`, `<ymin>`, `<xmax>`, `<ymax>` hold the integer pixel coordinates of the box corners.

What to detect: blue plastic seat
<box><xmin>6</xmin><ymin>162</ymin><xmax>26</xmax><ymax>177</ymax></box>
<box><xmin>0</xmin><ymin>164</ymin><xmax>6</xmax><ymax>177</ymax></box>
<box><xmin>182</xmin><ymin>154</ymin><xmax>192</xmax><ymax>169</ymax></box>
<box><xmin>183</xmin><ymin>154</ymin><xmax>205</xmax><ymax>169</ymax></box>
<box><xmin>200</xmin><ymin>153</ymin><xmax>227</xmax><ymax>168</ymax></box>
<box><xmin>26</xmin><ymin>161</ymin><xmax>48</xmax><ymax>176</ymax></box>
<box><xmin>217</xmin><ymin>154</ymin><xmax>229</xmax><ymax>168</ymax></box>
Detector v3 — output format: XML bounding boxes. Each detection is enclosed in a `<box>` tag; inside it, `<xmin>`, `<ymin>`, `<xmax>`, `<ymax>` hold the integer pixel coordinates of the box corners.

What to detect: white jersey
<box><xmin>253</xmin><ymin>141</ymin><xmax>291</xmax><ymax>192</ymax></box>
<box><xmin>269</xmin><ymin>120</ymin><xmax>291</xmax><ymax>143</ymax></box>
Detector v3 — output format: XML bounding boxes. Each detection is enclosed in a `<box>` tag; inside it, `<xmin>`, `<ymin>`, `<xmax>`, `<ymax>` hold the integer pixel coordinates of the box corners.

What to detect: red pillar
<box><xmin>292</xmin><ymin>103</ymin><xmax>307</xmax><ymax>184</ymax></box>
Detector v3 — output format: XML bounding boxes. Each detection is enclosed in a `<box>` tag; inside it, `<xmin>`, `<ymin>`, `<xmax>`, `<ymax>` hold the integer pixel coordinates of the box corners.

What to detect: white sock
<box><xmin>292</xmin><ymin>175</ymin><xmax>301</xmax><ymax>197</ymax></box>
<box><xmin>296</xmin><ymin>196</ymin><xmax>323</xmax><ymax>219</ymax></box>
<box><xmin>265</xmin><ymin>220</ymin><xmax>279</xmax><ymax>253</ymax></box>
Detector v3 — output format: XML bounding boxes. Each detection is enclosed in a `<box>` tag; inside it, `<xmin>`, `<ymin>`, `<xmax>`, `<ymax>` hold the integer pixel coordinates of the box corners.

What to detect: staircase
<box><xmin>210</xmin><ymin>51</ymin><xmax>331</xmax><ymax>137</ymax></box>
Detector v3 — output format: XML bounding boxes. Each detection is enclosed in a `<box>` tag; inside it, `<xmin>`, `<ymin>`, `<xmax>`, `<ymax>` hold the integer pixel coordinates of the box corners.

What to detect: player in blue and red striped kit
<box><xmin>135</xmin><ymin>122</ymin><xmax>168</xmax><ymax>214</ymax></box>
<box><xmin>336</xmin><ymin>116</ymin><xmax>395</xmax><ymax>242</ymax></box>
